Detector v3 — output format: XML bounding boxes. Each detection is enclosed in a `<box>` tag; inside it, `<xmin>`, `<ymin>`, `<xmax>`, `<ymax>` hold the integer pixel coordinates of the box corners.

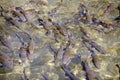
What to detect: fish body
<box><xmin>19</xmin><ymin>46</ymin><xmax>27</xmax><ymax>63</ymax></box>
<box><xmin>15</xmin><ymin>7</ymin><xmax>28</xmax><ymax>22</ymax></box>
<box><xmin>89</xmin><ymin>41</ymin><xmax>106</xmax><ymax>54</ymax></box>
<box><xmin>26</xmin><ymin>39</ymin><xmax>35</xmax><ymax>62</ymax></box>
<box><xmin>61</xmin><ymin>65</ymin><xmax>78</xmax><ymax>80</ymax></box>
<box><xmin>0</xmin><ymin>35</ymin><xmax>13</xmax><ymax>51</ymax></box>
<box><xmin>91</xmin><ymin>52</ymin><xmax>101</xmax><ymax>69</ymax></box>
<box><xmin>82</xmin><ymin>61</ymin><xmax>99</xmax><ymax>80</ymax></box>
<box><xmin>54</xmin><ymin>45</ymin><xmax>65</xmax><ymax>66</ymax></box>
<box><xmin>11</xmin><ymin>10</ymin><xmax>27</xmax><ymax>22</ymax></box>
<box><xmin>4</xmin><ymin>17</ymin><xmax>21</xmax><ymax>29</ymax></box>
<box><xmin>62</xmin><ymin>44</ymin><xmax>74</xmax><ymax>66</ymax></box>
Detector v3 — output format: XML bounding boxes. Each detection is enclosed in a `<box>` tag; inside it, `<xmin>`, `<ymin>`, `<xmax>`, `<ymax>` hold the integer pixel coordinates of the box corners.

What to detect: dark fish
<box><xmin>61</xmin><ymin>65</ymin><xmax>79</xmax><ymax>80</ymax></box>
<box><xmin>15</xmin><ymin>7</ymin><xmax>28</xmax><ymax>22</ymax></box>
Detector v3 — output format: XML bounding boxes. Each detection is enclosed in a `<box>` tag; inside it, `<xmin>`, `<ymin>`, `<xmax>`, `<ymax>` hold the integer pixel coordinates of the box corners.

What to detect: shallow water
<box><xmin>0</xmin><ymin>0</ymin><xmax>120</xmax><ymax>80</ymax></box>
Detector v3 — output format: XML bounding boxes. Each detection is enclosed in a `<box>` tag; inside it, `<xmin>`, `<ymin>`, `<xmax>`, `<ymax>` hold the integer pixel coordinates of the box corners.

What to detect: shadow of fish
<box><xmin>61</xmin><ymin>65</ymin><xmax>79</xmax><ymax>80</ymax></box>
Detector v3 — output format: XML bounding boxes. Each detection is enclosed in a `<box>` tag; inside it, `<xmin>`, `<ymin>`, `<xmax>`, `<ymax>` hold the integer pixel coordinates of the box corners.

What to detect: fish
<box><xmin>23</xmin><ymin>67</ymin><xmax>29</xmax><ymax>80</ymax></box>
<box><xmin>41</xmin><ymin>74</ymin><xmax>49</xmax><ymax>80</ymax></box>
<box><xmin>81</xmin><ymin>60</ymin><xmax>99</xmax><ymax>80</ymax></box>
<box><xmin>11</xmin><ymin>10</ymin><xmax>27</xmax><ymax>22</ymax></box>
<box><xmin>54</xmin><ymin>45</ymin><xmax>65</xmax><ymax>66</ymax></box>
<box><xmin>116</xmin><ymin>64</ymin><xmax>120</xmax><ymax>80</ymax></box>
<box><xmin>0</xmin><ymin>35</ymin><xmax>13</xmax><ymax>51</ymax></box>
<box><xmin>48</xmin><ymin>44</ymin><xmax>58</xmax><ymax>61</ymax></box>
<box><xmin>19</xmin><ymin>46</ymin><xmax>27</xmax><ymax>63</ymax></box>
<box><xmin>89</xmin><ymin>41</ymin><xmax>106</xmax><ymax>54</ymax></box>
<box><xmin>0</xmin><ymin>6</ymin><xmax>4</xmax><ymax>16</ymax></box>
<box><xmin>15</xmin><ymin>7</ymin><xmax>28</xmax><ymax>22</ymax></box>
<box><xmin>114</xmin><ymin>16</ymin><xmax>120</xmax><ymax>21</ymax></box>
<box><xmin>62</xmin><ymin>43</ymin><xmax>74</xmax><ymax>66</ymax></box>
<box><xmin>15</xmin><ymin>32</ymin><xmax>24</xmax><ymax>45</ymax></box>
<box><xmin>91</xmin><ymin>52</ymin><xmax>101</xmax><ymax>69</ymax></box>
<box><xmin>39</xmin><ymin>19</ymin><xmax>53</xmax><ymax>36</ymax></box>
<box><xmin>83</xmin><ymin>42</ymin><xmax>101</xmax><ymax>68</ymax></box>
<box><xmin>26</xmin><ymin>38</ymin><xmax>35</xmax><ymax>62</ymax></box>
<box><xmin>0</xmin><ymin>53</ymin><xmax>13</xmax><ymax>73</ymax></box>
<box><xmin>4</xmin><ymin>17</ymin><xmax>21</xmax><ymax>29</ymax></box>
<box><xmin>61</xmin><ymin>65</ymin><xmax>79</xmax><ymax>80</ymax></box>
<box><xmin>48</xmin><ymin>4</ymin><xmax>61</xmax><ymax>17</ymax></box>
